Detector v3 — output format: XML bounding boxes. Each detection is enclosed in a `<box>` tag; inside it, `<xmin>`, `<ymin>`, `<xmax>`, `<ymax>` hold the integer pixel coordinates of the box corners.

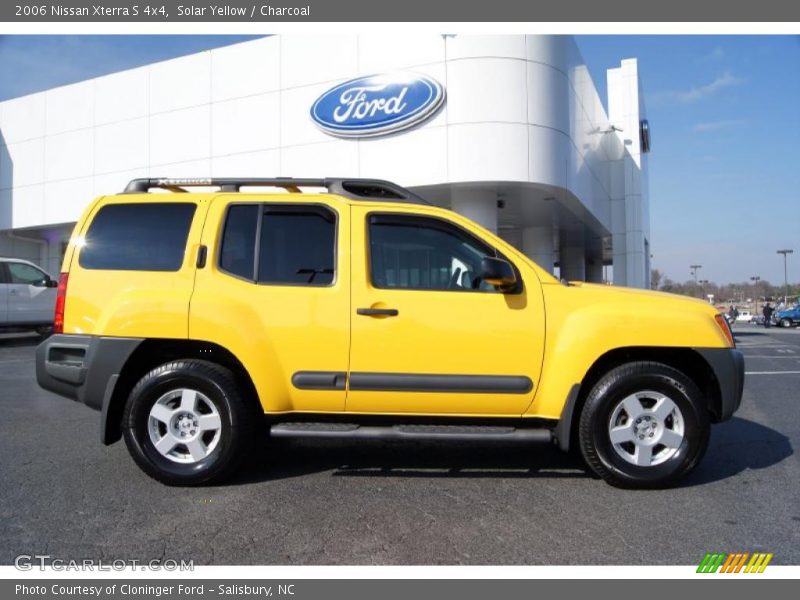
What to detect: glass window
<box><xmin>368</xmin><ymin>215</ymin><xmax>497</xmax><ymax>292</ymax></box>
<box><xmin>7</xmin><ymin>262</ymin><xmax>47</xmax><ymax>285</ymax></box>
<box><xmin>219</xmin><ymin>205</ymin><xmax>258</xmax><ymax>279</ymax></box>
<box><xmin>79</xmin><ymin>203</ymin><xmax>196</xmax><ymax>271</ymax></box>
<box><xmin>257</xmin><ymin>207</ymin><xmax>336</xmax><ymax>285</ymax></box>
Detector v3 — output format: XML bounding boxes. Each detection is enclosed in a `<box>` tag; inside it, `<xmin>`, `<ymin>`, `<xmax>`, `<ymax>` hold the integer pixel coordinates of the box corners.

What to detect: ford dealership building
<box><xmin>0</xmin><ymin>35</ymin><xmax>650</xmax><ymax>287</ymax></box>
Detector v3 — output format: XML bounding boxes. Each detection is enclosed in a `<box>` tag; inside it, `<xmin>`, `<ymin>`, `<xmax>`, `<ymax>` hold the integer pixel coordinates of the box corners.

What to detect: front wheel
<box><xmin>122</xmin><ymin>360</ymin><xmax>257</xmax><ymax>486</ymax></box>
<box><xmin>578</xmin><ymin>362</ymin><xmax>710</xmax><ymax>489</ymax></box>
<box><xmin>780</xmin><ymin>318</ymin><xmax>792</xmax><ymax>328</ymax></box>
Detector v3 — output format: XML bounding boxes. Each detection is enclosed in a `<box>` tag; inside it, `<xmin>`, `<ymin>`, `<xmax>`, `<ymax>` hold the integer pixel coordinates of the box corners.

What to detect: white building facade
<box><xmin>0</xmin><ymin>34</ymin><xmax>650</xmax><ymax>286</ymax></box>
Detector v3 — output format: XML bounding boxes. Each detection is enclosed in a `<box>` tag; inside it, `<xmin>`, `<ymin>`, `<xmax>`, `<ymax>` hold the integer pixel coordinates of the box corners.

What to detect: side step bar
<box><xmin>270</xmin><ymin>422</ymin><xmax>553</xmax><ymax>443</ymax></box>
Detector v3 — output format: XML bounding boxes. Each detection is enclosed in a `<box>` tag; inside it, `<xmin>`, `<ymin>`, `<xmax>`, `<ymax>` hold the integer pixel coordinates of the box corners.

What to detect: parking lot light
<box><xmin>777</xmin><ymin>249</ymin><xmax>793</xmax><ymax>305</ymax></box>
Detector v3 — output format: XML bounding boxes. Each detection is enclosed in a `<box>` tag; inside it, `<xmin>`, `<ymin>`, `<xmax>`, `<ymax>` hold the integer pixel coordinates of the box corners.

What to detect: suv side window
<box><xmin>219</xmin><ymin>204</ymin><xmax>336</xmax><ymax>286</ymax></box>
<box><xmin>368</xmin><ymin>214</ymin><xmax>498</xmax><ymax>292</ymax></box>
<box><xmin>79</xmin><ymin>203</ymin><xmax>197</xmax><ymax>271</ymax></box>
<box><xmin>219</xmin><ymin>205</ymin><xmax>258</xmax><ymax>280</ymax></box>
<box><xmin>7</xmin><ymin>262</ymin><xmax>47</xmax><ymax>285</ymax></box>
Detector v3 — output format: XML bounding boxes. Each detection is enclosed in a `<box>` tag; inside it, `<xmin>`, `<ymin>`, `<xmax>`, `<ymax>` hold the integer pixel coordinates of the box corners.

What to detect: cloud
<box><xmin>693</xmin><ymin>119</ymin><xmax>747</xmax><ymax>132</ymax></box>
<box><xmin>651</xmin><ymin>72</ymin><xmax>745</xmax><ymax>105</ymax></box>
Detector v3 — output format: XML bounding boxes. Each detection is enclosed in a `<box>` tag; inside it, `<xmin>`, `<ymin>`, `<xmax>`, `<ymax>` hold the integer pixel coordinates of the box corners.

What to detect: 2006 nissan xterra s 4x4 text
<box><xmin>36</xmin><ymin>177</ymin><xmax>744</xmax><ymax>488</ymax></box>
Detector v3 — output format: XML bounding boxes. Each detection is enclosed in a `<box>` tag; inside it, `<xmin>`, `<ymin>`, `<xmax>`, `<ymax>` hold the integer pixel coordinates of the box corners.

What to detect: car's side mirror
<box><xmin>480</xmin><ymin>257</ymin><xmax>517</xmax><ymax>291</ymax></box>
<box><xmin>46</xmin><ymin>278</ymin><xmax>58</xmax><ymax>288</ymax></box>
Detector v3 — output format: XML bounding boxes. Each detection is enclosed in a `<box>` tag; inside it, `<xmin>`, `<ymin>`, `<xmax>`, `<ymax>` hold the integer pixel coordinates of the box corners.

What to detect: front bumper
<box><xmin>694</xmin><ymin>347</ymin><xmax>745</xmax><ymax>422</ymax></box>
<box><xmin>36</xmin><ymin>334</ymin><xmax>143</xmax><ymax>411</ymax></box>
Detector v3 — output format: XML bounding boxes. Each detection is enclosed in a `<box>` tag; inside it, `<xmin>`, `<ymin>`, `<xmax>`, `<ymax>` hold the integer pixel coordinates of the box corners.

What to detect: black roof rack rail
<box><xmin>122</xmin><ymin>177</ymin><xmax>431</xmax><ymax>205</ymax></box>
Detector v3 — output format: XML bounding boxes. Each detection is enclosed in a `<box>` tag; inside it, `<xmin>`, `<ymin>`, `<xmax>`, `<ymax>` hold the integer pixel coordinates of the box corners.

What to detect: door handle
<box><xmin>357</xmin><ymin>307</ymin><xmax>399</xmax><ymax>317</ymax></box>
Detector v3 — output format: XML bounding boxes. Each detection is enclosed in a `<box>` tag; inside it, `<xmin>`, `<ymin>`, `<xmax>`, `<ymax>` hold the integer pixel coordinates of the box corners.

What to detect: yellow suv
<box><xmin>36</xmin><ymin>177</ymin><xmax>743</xmax><ymax>488</ymax></box>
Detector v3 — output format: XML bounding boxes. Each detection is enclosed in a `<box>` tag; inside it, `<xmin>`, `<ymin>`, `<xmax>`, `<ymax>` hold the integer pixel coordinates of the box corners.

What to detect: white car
<box><xmin>735</xmin><ymin>310</ymin><xmax>753</xmax><ymax>322</ymax></box>
<box><xmin>0</xmin><ymin>257</ymin><xmax>57</xmax><ymax>335</ymax></box>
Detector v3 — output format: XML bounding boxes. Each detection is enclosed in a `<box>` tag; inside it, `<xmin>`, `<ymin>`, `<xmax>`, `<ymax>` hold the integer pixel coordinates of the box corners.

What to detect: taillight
<box><xmin>53</xmin><ymin>273</ymin><xmax>69</xmax><ymax>334</ymax></box>
<box><xmin>714</xmin><ymin>314</ymin><xmax>735</xmax><ymax>348</ymax></box>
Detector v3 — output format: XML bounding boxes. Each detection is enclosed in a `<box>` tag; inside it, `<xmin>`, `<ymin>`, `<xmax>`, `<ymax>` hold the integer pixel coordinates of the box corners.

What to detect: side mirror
<box><xmin>46</xmin><ymin>278</ymin><xmax>58</xmax><ymax>288</ymax></box>
<box><xmin>480</xmin><ymin>257</ymin><xmax>517</xmax><ymax>291</ymax></box>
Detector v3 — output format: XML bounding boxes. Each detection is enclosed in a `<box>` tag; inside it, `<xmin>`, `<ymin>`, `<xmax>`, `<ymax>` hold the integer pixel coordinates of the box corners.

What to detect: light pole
<box><xmin>750</xmin><ymin>276</ymin><xmax>761</xmax><ymax>317</ymax></box>
<box><xmin>777</xmin><ymin>249</ymin><xmax>794</xmax><ymax>305</ymax></box>
<box><xmin>690</xmin><ymin>265</ymin><xmax>702</xmax><ymax>298</ymax></box>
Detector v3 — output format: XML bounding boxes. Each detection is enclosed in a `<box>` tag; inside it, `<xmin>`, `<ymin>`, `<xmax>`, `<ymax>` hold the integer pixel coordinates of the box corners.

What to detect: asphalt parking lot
<box><xmin>1</xmin><ymin>325</ymin><xmax>798</xmax><ymax>566</ymax></box>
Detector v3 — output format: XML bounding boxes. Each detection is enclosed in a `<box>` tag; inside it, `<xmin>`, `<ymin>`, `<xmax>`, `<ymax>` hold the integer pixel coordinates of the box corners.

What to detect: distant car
<box><xmin>775</xmin><ymin>305</ymin><xmax>800</xmax><ymax>328</ymax></box>
<box><xmin>735</xmin><ymin>310</ymin><xmax>753</xmax><ymax>322</ymax></box>
<box><xmin>0</xmin><ymin>258</ymin><xmax>58</xmax><ymax>335</ymax></box>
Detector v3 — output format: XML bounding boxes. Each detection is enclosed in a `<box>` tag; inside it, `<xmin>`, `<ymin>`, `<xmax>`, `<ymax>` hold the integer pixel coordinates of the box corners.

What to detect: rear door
<box><xmin>4</xmin><ymin>261</ymin><xmax>55</xmax><ymax>324</ymax></box>
<box><xmin>190</xmin><ymin>196</ymin><xmax>351</xmax><ymax>414</ymax></box>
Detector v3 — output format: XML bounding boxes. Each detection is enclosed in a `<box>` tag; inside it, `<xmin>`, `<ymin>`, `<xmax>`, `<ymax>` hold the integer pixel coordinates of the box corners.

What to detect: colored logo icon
<box><xmin>311</xmin><ymin>72</ymin><xmax>445</xmax><ymax>138</ymax></box>
<box><xmin>697</xmin><ymin>552</ymin><xmax>773</xmax><ymax>573</ymax></box>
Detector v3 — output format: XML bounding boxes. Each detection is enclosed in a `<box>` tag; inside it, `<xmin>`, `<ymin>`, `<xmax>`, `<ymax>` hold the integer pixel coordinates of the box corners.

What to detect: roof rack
<box><xmin>122</xmin><ymin>177</ymin><xmax>431</xmax><ymax>205</ymax></box>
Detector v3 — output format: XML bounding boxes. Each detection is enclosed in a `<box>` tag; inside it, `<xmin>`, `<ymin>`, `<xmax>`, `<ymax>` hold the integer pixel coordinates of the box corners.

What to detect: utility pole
<box><xmin>750</xmin><ymin>275</ymin><xmax>761</xmax><ymax>317</ymax></box>
<box><xmin>777</xmin><ymin>249</ymin><xmax>794</xmax><ymax>305</ymax></box>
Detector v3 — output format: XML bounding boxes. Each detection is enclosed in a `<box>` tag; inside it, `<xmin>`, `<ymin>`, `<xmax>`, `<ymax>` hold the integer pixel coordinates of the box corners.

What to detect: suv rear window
<box><xmin>79</xmin><ymin>203</ymin><xmax>196</xmax><ymax>271</ymax></box>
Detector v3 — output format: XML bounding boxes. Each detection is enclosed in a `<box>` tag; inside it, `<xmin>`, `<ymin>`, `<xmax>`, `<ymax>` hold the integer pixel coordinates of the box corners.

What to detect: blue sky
<box><xmin>0</xmin><ymin>35</ymin><xmax>797</xmax><ymax>285</ymax></box>
<box><xmin>576</xmin><ymin>35</ymin><xmax>800</xmax><ymax>285</ymax></box>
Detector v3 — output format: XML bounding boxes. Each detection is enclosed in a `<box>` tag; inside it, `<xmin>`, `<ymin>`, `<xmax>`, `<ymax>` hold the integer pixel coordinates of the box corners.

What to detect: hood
<box><xmin>540</xmin><ymin>279</ymin><xmax>731</xmax><ymax>349</ymax></box>
<box><xmin>564</xmin><ymin>281</ymin><xmax>714</xmax><ymax>309</ymax></box>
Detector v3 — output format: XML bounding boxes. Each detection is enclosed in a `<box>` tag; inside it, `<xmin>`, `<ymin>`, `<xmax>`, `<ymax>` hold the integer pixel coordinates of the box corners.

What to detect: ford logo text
<box><xmin>311</xmin><ymin>73</ymin><xmax>445</xmax><ymax>138</ymax></box>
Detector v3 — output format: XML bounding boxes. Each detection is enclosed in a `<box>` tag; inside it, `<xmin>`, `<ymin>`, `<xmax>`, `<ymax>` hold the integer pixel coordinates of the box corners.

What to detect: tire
<box><xmin>780</xmin><ymin>318</ymin><xmax>791</xmax><ymax>328</ymax></box>
<box><xmin>122</xmin><ymin>359</ymin><xmax>258</xmax><ymax>486</ymax></box>
<box><xmin>578</xmin><ymin>361</ymin><xmax>710</xmax><ymax>489</ymax></box>
<box><xmin>35</xmin><ymin>326</ymin><xmax>53</xmax><ymax>338</ymax></box>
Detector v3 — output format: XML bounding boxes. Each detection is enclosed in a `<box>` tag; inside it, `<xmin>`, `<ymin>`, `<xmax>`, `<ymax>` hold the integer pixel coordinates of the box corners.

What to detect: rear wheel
<box><xmin>579</xmin><ymin>362</ymin><xmax>710</xmax><ymax>489</ymax></box>
<box><xmin>780</xmin><ymin>318</ymin><xmax>792</xmax><ymax>328</ymax></box>
<box><xmin>122</xmin><ymin>360</ymin><xmax>257</xmax><ymax>486</ymax></box>
<box><xmin>35</xmin><ymin>326</ymin><xmax>52</xmax><ymax>338</ymax></box>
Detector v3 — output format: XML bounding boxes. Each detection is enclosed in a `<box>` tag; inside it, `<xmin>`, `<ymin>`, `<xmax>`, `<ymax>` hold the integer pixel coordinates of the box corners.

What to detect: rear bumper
<box><xmin>694</xmin><ymin>347</ymin><xmax>745</xmax><ymax>422</ymax></box>
<box><xmin>36</xmin><ymin>334</ymin><xmax>143</xmax><ymax>411</ymax></box>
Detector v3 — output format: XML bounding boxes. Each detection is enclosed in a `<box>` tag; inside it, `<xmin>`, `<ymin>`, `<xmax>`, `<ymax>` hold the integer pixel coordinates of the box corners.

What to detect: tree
<box><xmin>650</xmin><ymin>269</ymin><xmax>663</xmax><ymax>290</ymax></box>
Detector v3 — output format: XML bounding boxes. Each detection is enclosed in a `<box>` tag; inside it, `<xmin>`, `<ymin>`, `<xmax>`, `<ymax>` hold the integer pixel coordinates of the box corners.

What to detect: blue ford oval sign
<box><xmin>311</xmin><ymin>72</ymin><xmax>445</xmax><ymax>138</ymax></box>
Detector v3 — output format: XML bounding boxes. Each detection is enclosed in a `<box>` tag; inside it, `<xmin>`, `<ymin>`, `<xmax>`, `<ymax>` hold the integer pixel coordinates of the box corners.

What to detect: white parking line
<box><xmin>745</xmin><ymin>371</ymin><xmax>800</xmax><ymax>375</ymax></box>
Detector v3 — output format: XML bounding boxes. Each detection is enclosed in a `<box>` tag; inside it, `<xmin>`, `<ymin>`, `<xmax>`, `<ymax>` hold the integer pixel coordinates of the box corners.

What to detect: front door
<box><xmin>4</xmin><ymin>261</ymin><xmax>55</xmax><ymax>324</ymax></box>
<box><xmin>0</xmin><ymin>264</ymin><xmax>9</xmax><ymax>324</ymax></box>
<box><xmin>347</xmin><ymin>207</ymin><xmax>545</xmax><ymax>416</ymax></box>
